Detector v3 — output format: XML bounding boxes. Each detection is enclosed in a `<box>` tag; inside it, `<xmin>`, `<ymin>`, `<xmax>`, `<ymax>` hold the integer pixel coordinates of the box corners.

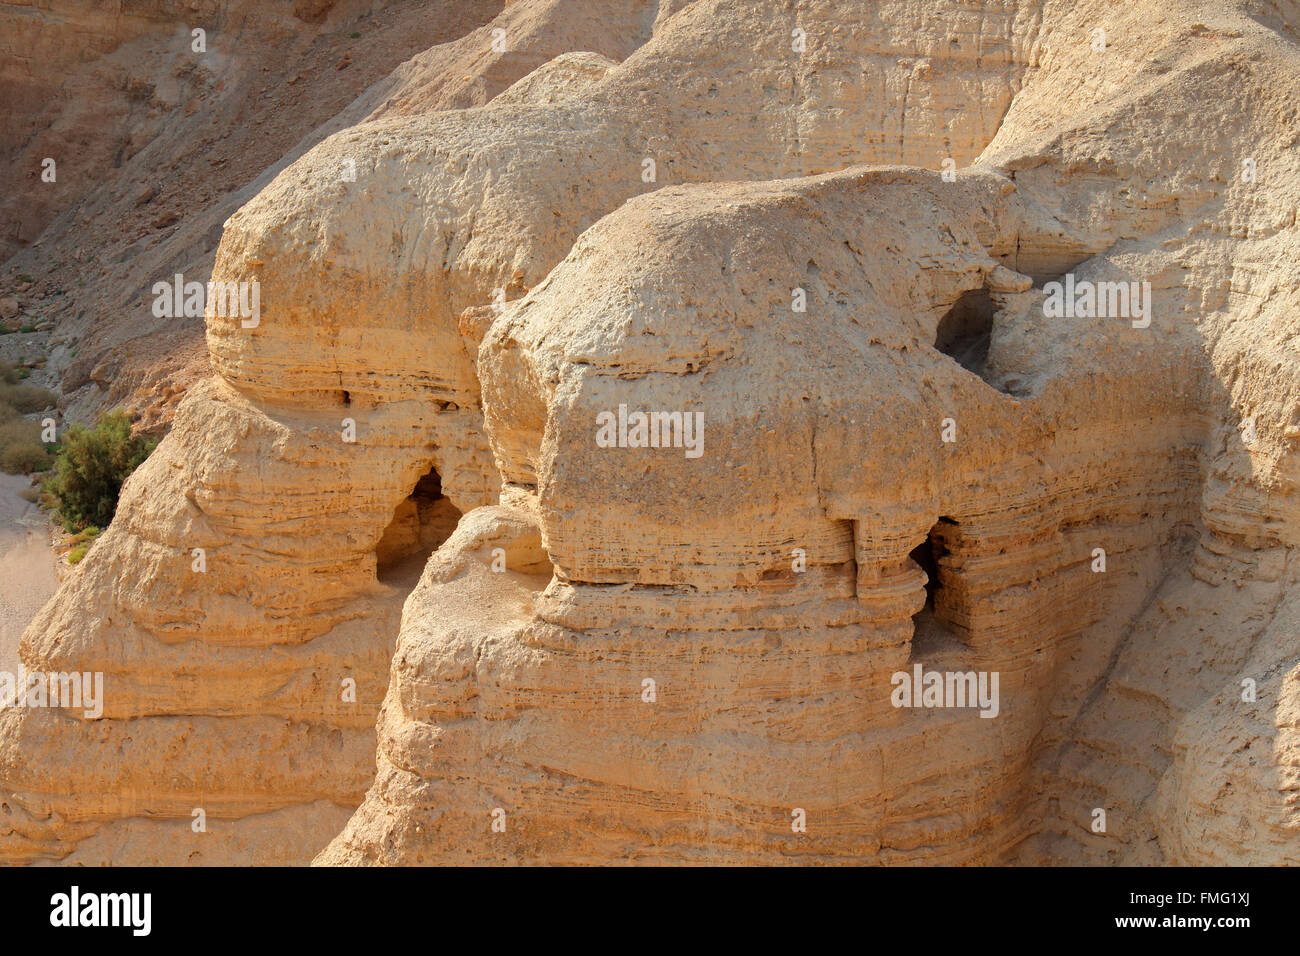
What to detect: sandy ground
<box><xmin>0</xmin><ymin>473</ymin><xmax>58</xmax><ymax>673</ymax></box>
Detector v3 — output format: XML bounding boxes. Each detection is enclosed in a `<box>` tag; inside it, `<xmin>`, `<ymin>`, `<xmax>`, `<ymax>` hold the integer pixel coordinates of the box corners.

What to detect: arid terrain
<box><xmin>0</xmin><ymin>474</ymin><xmax>56</xmax><ymax>674</ymax></box>
<box><xmin>0</xmin><ymin>0</ymin><xmax>1296</xmax><ymax>866</ymax></box>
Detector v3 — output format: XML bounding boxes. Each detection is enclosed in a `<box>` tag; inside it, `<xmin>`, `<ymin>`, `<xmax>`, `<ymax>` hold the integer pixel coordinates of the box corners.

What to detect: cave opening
<box><xmin>908</xmin><ymin>517</ymin><xmax>966</xmax><ymax>661</ymax></box>
<box><xmin>934</xmin><ymin>288</ymin><xmax>995</xmax><ymax>377</ymax></box>
<box><xmin>909</xmin><ymin>530</ymin><xmax>947</xmax><ymax>612</ymax></box>
<box><xmin>376</xmin><ymin>465</ymin><xmax>462</xmax><ymax>587</ymax></box>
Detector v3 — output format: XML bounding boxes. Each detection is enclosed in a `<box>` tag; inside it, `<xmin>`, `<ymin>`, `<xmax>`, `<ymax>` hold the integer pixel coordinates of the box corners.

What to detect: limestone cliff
<box><xmin>1</xmin><ymin>0</ymin><xmax>1297</xmax><ymax>865</ymax></box>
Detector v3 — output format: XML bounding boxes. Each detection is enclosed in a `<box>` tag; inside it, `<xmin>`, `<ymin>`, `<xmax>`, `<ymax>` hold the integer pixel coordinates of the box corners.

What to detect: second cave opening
<box><xmin>376</xmin><ymin>465</ymin><xmax>462</xmax><ymax>587</ymax></box>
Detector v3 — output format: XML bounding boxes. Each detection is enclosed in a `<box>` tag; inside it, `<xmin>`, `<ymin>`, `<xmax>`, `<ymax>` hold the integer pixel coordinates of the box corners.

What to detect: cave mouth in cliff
<box><xmin>908</xmin><ymin>517</ymin><xmax>967</xmax><ymax>660</ymax></box>
<box><xmin>935</xmin><ymin>288</ymin><xmax>997</xmax><ymax>383</ymax></box>
<box><xmin>909</xmin><ymin>532</ymin><xmax>946</xmax><ymax>612</ymax></box>
<box><xmin>375</xmin><ymin>465</ymin><xmax>462</xmax><ymax>587</ymax></box>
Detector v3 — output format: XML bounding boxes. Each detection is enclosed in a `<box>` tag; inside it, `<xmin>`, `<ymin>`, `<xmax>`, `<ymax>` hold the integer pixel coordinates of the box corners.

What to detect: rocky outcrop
<box><xmin>2</xmin><ymin>0</ymin><xmax>1297</xmax><ymax>865</ymax></box>
<box><xmin>323</xmin><ymin>0</ymin><xmax>1300</xmax><ymax>865</ymax></box>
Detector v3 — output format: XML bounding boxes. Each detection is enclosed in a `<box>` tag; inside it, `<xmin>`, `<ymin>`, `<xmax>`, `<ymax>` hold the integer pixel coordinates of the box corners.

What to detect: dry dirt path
<box><xmin>0</xmin><ymin>473</ymin><xmax>57</xmax><ymax>673</ymax></box>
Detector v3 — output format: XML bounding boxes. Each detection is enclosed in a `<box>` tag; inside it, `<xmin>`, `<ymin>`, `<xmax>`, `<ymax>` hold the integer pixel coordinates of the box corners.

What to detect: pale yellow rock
<box><xmin>2</xmin><ymin>0</ymin><xmax>1298</xmax><ymax>866</ymax></box>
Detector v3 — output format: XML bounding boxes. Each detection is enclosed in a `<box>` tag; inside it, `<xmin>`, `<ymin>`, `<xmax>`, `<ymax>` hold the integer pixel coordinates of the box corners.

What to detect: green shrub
<box><xmin>44</xmin><ymin>410</ymin><xmax>156</xmax><ymax>531</ymax></box>
<box><xmin>66</xmin><ymin>525</ymin><xmax>101</xmax><ymax>546</ymax></box>
<box><xmin>67</xmin><ymin>542</ymin><xmax>90</xmax><ymax>565</ymax></box>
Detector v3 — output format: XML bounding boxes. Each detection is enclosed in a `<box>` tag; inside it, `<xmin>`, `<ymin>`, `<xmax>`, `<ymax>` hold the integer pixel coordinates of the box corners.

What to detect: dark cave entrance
<box><xmin>934</xmin><ymin>288</ymin><xmax>996</xmax><ymax>377</ymax></box>
<box><xmin>908</xmin><ymin>517</ymin><xmax>966</xmax><ymax>661</ymax></box>
<box><xmin>376</xmin><ymin>465</ymin><xmax>462</xmax><ymax>586</ymax></box>
<box><xmin>909</xmin><ymin>528</ymin><xmax>948</xmax><ymax>613</ymax></box>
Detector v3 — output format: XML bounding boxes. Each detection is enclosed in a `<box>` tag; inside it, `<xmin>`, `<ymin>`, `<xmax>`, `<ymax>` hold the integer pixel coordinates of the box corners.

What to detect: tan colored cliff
<box><xmin>1</xmin><ymin>0</ymin><xmax>1297</xmax><ymax>865</ymax></box>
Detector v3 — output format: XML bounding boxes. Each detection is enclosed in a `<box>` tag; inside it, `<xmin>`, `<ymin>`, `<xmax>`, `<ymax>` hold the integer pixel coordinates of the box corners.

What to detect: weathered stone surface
<box><xmin>2</xmin><ymin>0</ymin><xmax>1297</xmax><ymax>865</ymax></box>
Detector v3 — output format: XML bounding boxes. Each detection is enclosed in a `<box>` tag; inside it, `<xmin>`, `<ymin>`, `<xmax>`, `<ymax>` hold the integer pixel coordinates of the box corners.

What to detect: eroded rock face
<box><xmin>321</xmin><ymin>0</ymin><xmax>1300</xmax><ymax>865</ymax></box>
<box><xmin>316</xmin><ymin>161</ymin><xmax>1185</xmax><ymax>863</ymax></box>
<box><xmin>3</xmin><ymin>0</ymin><xmax>1299</xmax><ymax>864</ymax></box>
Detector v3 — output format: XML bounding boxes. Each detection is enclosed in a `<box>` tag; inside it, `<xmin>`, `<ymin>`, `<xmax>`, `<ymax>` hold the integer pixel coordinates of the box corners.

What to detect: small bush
<box><xmin>0</xmin><ymin>382</ymin><xmax>56</xmax><ymax>413</ymax></box>
<box><xmin>0</xmin><ymin>441</ymin><xmax>51</xmax><ymax>474</ymax></box>
<box><xmin>0</xmin><ymin>419</ymin><xmax>36</xmax><ymax>442</ymax></box>
<box><xmin>44</xmin><ymin>410</ymin><xmax>156</xmax><ymax>531</ymax></box>
<box><xmin>0</xmin><ymin>420</ymin><xmax>51</xmax><ymax>474</ymax></box>
<box><xmin>66</xmin><ymin>525</ymin><xmax>101</xmax><ymax>546</ymax></box>
<box><xmin>67</xmin><ymin>543</ymin><xmax>90</xmax><ymax>565</ymax></box>
<box><xmin>17</xmin><ymin>486</ymin><xmax>38</xmax><ymax>503</ymax></box>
